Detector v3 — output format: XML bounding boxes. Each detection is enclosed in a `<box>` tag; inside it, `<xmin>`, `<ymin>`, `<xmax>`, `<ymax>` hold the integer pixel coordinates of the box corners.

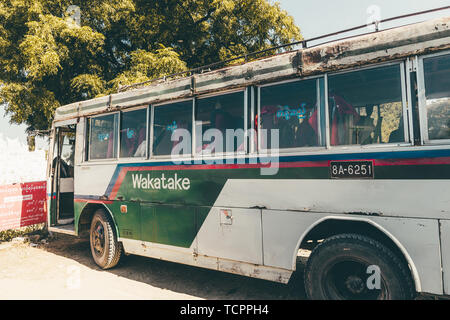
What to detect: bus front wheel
<box><xmin>304</xmin><ymin>233</ymin><xmax>415</xmax><ymax>300</ymax></box>
<box><xmin>89</xmin><ymin>209</ymin><xmax>122</xmax><ymax>269</ymax></box>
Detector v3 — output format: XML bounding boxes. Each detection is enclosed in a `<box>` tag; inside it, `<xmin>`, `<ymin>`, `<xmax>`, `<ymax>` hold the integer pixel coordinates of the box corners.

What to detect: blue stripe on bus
<box><xmin>102</xmin><ymin>148</ymin><xmax>450</xmax><ymax>197</ymax></box>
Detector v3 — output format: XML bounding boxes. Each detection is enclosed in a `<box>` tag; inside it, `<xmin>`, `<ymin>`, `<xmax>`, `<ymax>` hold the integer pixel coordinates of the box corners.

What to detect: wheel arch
<box><xmin>77</xmin><ymin>202</ymin><xmax>119</xmax><ymax>238</ymax></box>
<box><xmin>294</xmin><ymin>216</ymin><xmax>421</xmax><ymax>293</ymax></box>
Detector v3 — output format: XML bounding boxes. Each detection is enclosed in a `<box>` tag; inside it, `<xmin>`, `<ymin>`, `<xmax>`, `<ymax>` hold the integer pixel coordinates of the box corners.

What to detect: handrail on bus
<box><xmin>117</xmin><ymin>5</ymin><xmax>450</xmax><ymax>93</ymax></box>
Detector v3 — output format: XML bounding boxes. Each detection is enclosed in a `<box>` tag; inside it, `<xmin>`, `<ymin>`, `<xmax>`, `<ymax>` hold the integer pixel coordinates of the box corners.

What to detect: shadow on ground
<box><xmin>40</xmin><ymin>233</ymin><xmax>307</xmax><ymax>300</ymax></box>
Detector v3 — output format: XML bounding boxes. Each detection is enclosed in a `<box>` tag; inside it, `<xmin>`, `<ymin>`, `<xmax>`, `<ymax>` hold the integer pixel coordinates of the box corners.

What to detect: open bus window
<box><xmin>423</xmin><ymin>54</ymin><xmax>450</xmax><ymax>141</ymax></box>
<box><xmin>120</xmin><ymin>108</ymin><xmax>147</xmax><ymax>158</ymax></box>
<box><xmin>153</xmin><ymin>100</ymin><xmax>193</xmax><ymax>157</ymax></box>
<box><xmin>89</xmin><ymin>114</ymin><xmax>118</xmax><ymax>160</ymax></box>
<box><xmin>259</xmin><ymin>79</ymin><xmax>322</xmax><ymax>150</ymax></box>
<box><xmin>195</xmin><ymin>91</ymin><xmax>245</xmax><ymax>154</ymax></box>
<box><xmin>328</xmin><ymin>64</ymin><xmax>405</xmax><ymax>146</ymax></box>
<box><xmin>60</xmin><ymin>133</ymin><xmax>75</xmax><ymax>177</ymax></box>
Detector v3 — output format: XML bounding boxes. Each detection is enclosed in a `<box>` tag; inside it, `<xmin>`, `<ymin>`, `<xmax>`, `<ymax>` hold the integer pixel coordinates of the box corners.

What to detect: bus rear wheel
<box><xmin>89</xmin><ymin>209</ymin><xmax>122</xmax><ymax>269</ymax></box>
<box><xmin>304</xmin><ymin>234</ymin><xmax>415</xmax><ymax>300</ymax></box>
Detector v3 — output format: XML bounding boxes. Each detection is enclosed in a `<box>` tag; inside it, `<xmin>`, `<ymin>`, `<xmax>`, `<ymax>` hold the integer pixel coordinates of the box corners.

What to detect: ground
<box><xmin>0</xmin><ymin>234</ymin><xmax>307</xmax><ymax>300</ymax></box>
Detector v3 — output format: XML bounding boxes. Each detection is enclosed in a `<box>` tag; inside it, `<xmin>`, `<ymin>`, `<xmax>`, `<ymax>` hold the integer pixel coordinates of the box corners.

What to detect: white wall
<box><xmin>0</xmin><ymin>133</ymin><xmax>47</xmax><ymax>185</ymax></box>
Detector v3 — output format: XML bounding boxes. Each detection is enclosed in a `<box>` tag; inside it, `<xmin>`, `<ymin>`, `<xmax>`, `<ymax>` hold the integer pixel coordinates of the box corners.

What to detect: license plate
<box><xmin>330</xmin><ymin>161</ymin><xmax>374</xmax><ymax>179</ymax></box>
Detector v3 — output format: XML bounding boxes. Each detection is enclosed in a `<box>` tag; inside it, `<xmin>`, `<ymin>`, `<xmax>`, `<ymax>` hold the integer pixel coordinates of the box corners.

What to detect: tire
<box><xmin>304</xmin><ymin>234</ymin><xmax>415</xmax><ymax>300</ymax></box>
<box><xmin>89</xmin><ymin>209</ymin><xmax>122</xmax><ymax>269</ymax></box>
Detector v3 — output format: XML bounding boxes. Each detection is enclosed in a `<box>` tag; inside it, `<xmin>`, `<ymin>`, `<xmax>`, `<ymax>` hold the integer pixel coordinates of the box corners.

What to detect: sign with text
<box><xmin>0</xmin><ymin>181</ymin><xmax>47</xmax><ymax>232</ymax></box>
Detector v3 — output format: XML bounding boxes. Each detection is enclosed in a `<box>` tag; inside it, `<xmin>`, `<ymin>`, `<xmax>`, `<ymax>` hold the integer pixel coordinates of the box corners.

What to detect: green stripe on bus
<box><xmin>113</xmin><ymin>164</ymin><xmax>450</xmax><ymax>207</ymax></box>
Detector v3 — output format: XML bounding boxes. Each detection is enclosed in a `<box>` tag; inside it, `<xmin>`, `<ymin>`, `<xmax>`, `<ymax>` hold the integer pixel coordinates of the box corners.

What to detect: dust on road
<box><xmin>0</xmin><ymin>234</ymin><xmax>307</xmax><ymax>300</ymax></box>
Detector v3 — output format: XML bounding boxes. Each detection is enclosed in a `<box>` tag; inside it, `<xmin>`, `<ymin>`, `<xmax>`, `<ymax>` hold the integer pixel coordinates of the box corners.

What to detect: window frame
<box><xmin>118</xmin><ymin>105</ymin><xmax>149</xmax><ymax>160</ymax></box>
<box><xmin>151</xmin><ymin>98</ymin><xmax>195</xmax><ymax>160</ymax></box>
<box><xmin>83</xmin><ymin>117</ymin><xmax>89</xmax><ymax>162</ymax></box>
<box><xmin>193</xmin><ymin>88</ymin><xmax>248</xmax><ymax>159</ymax></box>
<box><xmin>405</xmin><ymin>57</ymin><xmax>416</xmax><ymax>146</ymax></box>
<box><xmin>257</xmin><ymin>75</ymin><xmax>327</xmax><ymax>154</ymax></box>
<box><xmin>87</xmin><ymin>111</ymin><xmax>120</xmax><ymax>162</ymax></box>
<box><xmin>249</xmin><ymin>86</ymin><xmax>256</xmax><ymax>154</ymax></box>
<box><xmin>417</xmin><ymin>50</ymin><xmax>450</xmax><ymax>145</ymax></box>
<box><xmin>325</xmin><ymin>60</ymin><xmax>412</xmax><ymax>150</ymax></box>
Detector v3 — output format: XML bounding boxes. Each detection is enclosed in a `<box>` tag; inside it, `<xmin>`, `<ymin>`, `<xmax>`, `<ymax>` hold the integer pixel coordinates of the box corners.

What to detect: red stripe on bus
<box><xmin>109</xmin><ymin>168</ymin><xmax>130</xmax><ymax>200</ymax></box>
<box><xmin>374</xmin><ymin>157</ymin><xmax>450</xmax><ymax>166</ymax></box>
<box><xmin>74</xmin><ymin>199</ymin><xmax>114</xmax><ymax>205</ymax></box>
<box><xmin>121</xmin><ymin>161</ymin><xmax>329</xmax><ymax>172</ymax></box>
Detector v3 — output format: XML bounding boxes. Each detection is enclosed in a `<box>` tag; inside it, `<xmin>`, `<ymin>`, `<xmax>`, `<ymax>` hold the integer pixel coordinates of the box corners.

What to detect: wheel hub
<box><xmin>92</xmin><ymin>223</ymin><xmax>105</xmax><ymax>255</ymax></box>
<box><xmin>345</xmin><ymin>275</ymin><xmax>365</xmax><ymax>294</ymax></box>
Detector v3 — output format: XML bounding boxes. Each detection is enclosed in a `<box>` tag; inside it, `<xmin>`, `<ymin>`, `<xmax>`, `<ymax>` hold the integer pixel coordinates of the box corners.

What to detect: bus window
<box><xmin>328</xmin><ymin>64</ymin><xmax>405</xmax><ymax>146</ymax></box>
<box><xmin>153</xmin><ymin>100</ymin><xmax>192</xmax><ymax>157</ymax></box>
<box><xmin>423</xmin><ymin>54</ymin><xmax>450</xmax><ymax>141</ymax></box>
<box><xmin>89</xmin><ymin>114</ymin><xmax>118</xmax><ymax>160</ymax></box>
<box><xmin>259</xmin><ymin>79</ymin><xmax>321</xmax><ymax>150</ymax></box>
<box><xmin>60</xmin><ymin>132</ymin><xmax>75</xmax><ymax>178</ymax></box>
<box><xmin>195</xmin><ymin>91</ymin><xmax>245</xmax><ymax>154</ymax></box>
<box><xmin>120</xmin><ymin>108</ymin><xmax>147</xmax><ymax>158</ymax></box>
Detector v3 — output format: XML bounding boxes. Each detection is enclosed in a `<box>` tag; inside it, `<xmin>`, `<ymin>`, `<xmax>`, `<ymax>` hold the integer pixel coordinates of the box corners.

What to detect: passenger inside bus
<box><xmin>258</xmin><ymin>78</ymin><xmax>320</xmax><ymax>150</ymax></box>
<box><xmin>106</xmin><ymin>130</ymin><xmax>115</xmax><ymax>158</ymax></box>
<box><xmin>328</xmin><ymin>64</ymin><xmax>405</xmax><ymax>146</ymax></box>
<box><xmin>120</xmin><ymin>110</ymin><xmax>147</xmax><ymax>158</ymax></box>
<box><xmin>89</xmin><ymin>114</ymin><xmax>118</xmax><ymax>159</ymax></box>
<box><xmin>329</xmin><ymin>94</ymin><xmax>405</xmax><ymax>145</ymax></box>
<box><xmin>120</xmin><ymin>126</ymin><xmax>146</xmax><ymax>157</ymax></box>
<box><xmin>153</xmin><ymin>120</ymin><xmax>190</xmax><ymax>155</ymax></box>
<box><xmin>196</xmin><ymin>94</ymin><xmax>244</xmax><ymax>154</ymax></box>
<box><xmin>152</xmin><ymin>101</ymin><xmax>193</xmax><ymax>157</ymax></box>
<box><xmin>388</xmin><ymin>116</ymin><xmax>405</xmax><ymax>143</ymax></box>
<box><xmin>259</xmin><ymin>103</ymin><xmax>319</xmax><ymax>149</ymax></box>
<box><xmin>134</xmin><ymin>130</ymin><xmax>147</xmax><ymax>157</ymax></box>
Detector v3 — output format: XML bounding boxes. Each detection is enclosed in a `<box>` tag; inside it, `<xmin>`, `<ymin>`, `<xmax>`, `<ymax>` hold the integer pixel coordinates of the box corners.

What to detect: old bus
<box><xmin>46</xmin><ymin>16</ymin><xmax>450</xmax><ymax>300</ymax></box>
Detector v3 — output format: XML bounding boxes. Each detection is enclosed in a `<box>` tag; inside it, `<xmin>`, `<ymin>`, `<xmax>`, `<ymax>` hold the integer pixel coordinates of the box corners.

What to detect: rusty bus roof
<box><xmin>54</xmin><ymin>14</ymin><xmax>450</xmax><ymax>123</ymax></box>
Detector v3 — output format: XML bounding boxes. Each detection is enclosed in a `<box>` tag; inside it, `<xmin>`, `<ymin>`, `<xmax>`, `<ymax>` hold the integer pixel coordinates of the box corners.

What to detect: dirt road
<box><xmin>0</xmin><ymin>234</ymin><xmax>306</xmax><ymax>300</ymax></box>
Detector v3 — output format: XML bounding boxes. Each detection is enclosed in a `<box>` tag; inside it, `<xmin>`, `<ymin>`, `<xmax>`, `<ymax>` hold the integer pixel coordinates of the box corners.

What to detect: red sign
<box><xmin>0</xmin><ymin>181</ymin><xmax>47</xmax><ymax>232</ymax></box>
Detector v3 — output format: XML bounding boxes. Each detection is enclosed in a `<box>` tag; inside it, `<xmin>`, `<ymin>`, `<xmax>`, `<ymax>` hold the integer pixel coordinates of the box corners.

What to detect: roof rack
<box><xmin>118</xmin><ymin>5</ymin><xmax>450</xmax><ymax>93</ymax></box>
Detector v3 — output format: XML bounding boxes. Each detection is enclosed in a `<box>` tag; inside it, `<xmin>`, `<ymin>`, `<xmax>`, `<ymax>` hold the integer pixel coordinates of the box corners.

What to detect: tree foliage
<box><xmin>0</xmin><ymin>0</ymin><xmax>301</xmax><ymax>130</ymax></box>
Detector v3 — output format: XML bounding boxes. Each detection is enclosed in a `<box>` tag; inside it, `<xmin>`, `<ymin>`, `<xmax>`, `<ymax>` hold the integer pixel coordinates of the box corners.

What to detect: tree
<box><xmin>0</xmin><ymin>0</ymin><xmax>301</xmax><ymax>131</ymax></box>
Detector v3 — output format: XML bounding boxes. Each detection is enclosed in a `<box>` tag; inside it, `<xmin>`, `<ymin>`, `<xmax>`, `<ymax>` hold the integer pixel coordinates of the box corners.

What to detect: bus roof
<box><xmin>53</xmin><ymin>15</ymin><xmax>450</xmax><ymax>123</ymax></box>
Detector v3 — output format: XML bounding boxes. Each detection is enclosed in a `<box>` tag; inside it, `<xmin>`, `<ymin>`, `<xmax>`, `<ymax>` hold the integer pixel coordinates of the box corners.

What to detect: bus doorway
<box><xmin>49</xmin><ymin>125</ymin><xmax>76</xmax><ymax>233</ymax></box>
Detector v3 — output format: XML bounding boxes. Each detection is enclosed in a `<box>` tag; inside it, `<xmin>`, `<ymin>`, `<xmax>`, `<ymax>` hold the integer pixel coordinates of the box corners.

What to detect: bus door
<box><xmin>51</xmin><ymin>124</ymin><xmax>76</xmax><ymax>225</ymax></box>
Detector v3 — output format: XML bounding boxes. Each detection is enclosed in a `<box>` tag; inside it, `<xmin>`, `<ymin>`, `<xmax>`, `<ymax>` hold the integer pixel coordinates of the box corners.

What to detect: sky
<box><xmin>1</xmin><ymin>0</ymin><xmax>449</xmax><ymax>146</ymax></box>
<box><xmin>0</xmin><ymin>104</ymin><xmax>46</xmax><ymax>149</ymax></box>
<box><xmin>277</xmin><ymin>0</ymin><xmax>450</xmax><ymax>41</ymax></box>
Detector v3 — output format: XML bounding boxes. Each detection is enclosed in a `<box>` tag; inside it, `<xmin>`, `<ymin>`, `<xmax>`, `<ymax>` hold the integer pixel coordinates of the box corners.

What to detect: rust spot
<box><xmin>244</xmin><ymin>68</ymin><xmax>255</xmax><ymax>80</ymax></box>
<box><xmin>303</xmin><ymin>43</ymin><xmax>351</xmax><ymax>66</ymax></box>
<box><xmin>291</xmin><ymin>51</ymin><xmax>302</xmax><ymax>71</ymax></box>
<box><xmin>303</xmin><ymin>49</ymin><xmax>323</xmax><ymax>64</ymax></box>
<box><xmin>346</xmin><ymin>211</ymin><xmax>381</xmax><ymax>216</ymax></box>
